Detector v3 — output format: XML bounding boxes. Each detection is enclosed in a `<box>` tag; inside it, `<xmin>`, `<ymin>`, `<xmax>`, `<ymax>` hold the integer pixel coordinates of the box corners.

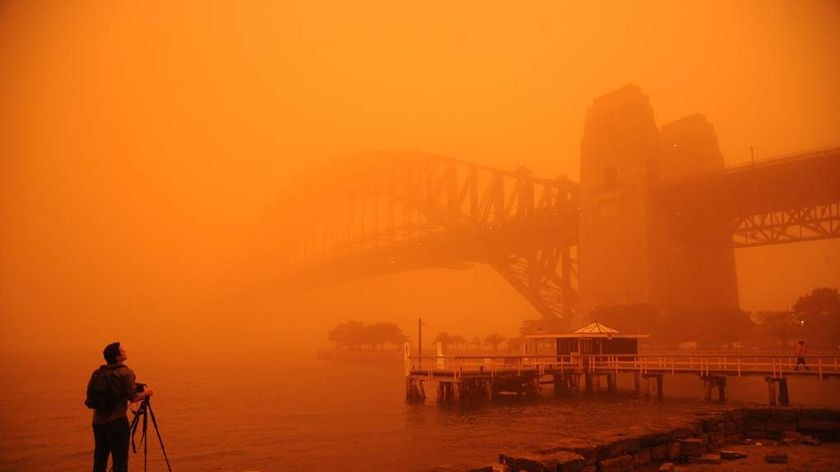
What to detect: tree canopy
<box><xmin>328</xmin><ymin>321</ymin><xmax>407</xmax><ymax>350</ymax></box>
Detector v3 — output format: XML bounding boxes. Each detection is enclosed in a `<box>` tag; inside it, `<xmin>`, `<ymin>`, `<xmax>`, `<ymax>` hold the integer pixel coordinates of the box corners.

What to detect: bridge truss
<box><xmin>267</xmin><ymin>152</ymin><xmax>580</xmax><ymax>323</ymax></box>
<box><xmin>733</xmin><ymin>202</ymin><xmax>840</xmax><ymax>248</ymax></box>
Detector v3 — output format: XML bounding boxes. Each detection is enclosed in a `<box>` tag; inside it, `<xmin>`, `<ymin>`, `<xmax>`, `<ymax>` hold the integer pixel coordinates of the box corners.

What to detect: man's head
<box><xmin>798</xmin><ymin>340</ymin><xmax>805</xmax><ymax>346</ymax></box>
<box><xmin>103</xmin><ymin>342</ymin><xmax>127</xmax><ymax>364</ymax></box>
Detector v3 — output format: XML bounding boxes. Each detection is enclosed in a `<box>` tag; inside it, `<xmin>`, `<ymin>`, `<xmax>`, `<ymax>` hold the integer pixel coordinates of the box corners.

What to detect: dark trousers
<box><xmin>93</xmin><ymin>417</ymin><xmax>130</xmax><ymax>472</ymax></box>
<box><xmin>795</xmin><ymin>357</ymin><xmax>808</xmax><ymax>370</ymax></box>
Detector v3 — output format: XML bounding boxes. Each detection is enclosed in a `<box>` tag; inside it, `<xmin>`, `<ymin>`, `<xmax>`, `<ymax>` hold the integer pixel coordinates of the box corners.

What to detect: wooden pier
<box><xmin>404</xmin><ymin>352</ymin><xmax>840</xmax><ymax>405</ymax></box>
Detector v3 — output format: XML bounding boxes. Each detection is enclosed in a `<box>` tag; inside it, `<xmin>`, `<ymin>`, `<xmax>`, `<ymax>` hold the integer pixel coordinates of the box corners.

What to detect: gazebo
<box><xmin>524</xmin><ymin>321</ymin><xmax>648</xmax><ymax>357</ymax></box>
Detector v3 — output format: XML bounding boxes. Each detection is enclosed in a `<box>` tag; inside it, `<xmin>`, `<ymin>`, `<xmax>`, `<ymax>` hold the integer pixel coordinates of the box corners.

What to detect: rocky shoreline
<box><xmin>442</xmin><ymin>407</ymin><xmax>840</xmax><ymax>472</ymax></box>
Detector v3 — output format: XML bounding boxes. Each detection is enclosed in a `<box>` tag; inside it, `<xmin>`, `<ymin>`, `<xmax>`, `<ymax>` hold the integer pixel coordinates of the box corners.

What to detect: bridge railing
<box><xmin>598</xmin><ymin>353</ymin><xmax>840</xmax><ymax>379</ymax></box>
<box><xmin>407</xmin><ymin>353</ymin><xmax>840</xmax><ymax>380</ymax></box>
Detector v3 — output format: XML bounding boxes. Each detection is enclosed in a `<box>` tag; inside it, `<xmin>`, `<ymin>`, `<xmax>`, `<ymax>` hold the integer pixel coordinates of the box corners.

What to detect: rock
<box><xmin>693</xmin><ymin>454</ymin><xmax>721</xmax><ymax>464</ymax></box>
<box><xmin>648</xmin><ymin>444</ymin><xmax>668</xmax><ymax>462</ymax></box>
<box><xmin>720</xmin><ymin>450</ymin><xmax>748</xmax><ymax>460</ymax></box>
<box><xmin>498</xmin><ymin>451</ymin><xmax>585</xmax><ymax>472</ymax></box>
<box><xmin>804</xmin><ymin>437</ymin><xmax>822</xmax><ymax>446</ymax></box>
<box><xmin>782</xmin><ymin>431</ymin><xmax>803</xmax><ymax>440</ymax></box>
<box><xmin>764</xmin><ymin>452</ymin><xmax>789</xmax><ymax>463</ymax></box>
<box><xmin>658</xmin><ymin>463</ymin><xmax>674</xmax><ymax>472</ymax></box>
<box><xmin>679</xmin><ymin>438</ymin><xmax>703</xmax><ymax>457</ymax></box>
<box><xmin>781</xmin><ymin>437</ymin><xmax>799</xmax><ymax>446</ymax></box>
<box><xmin>596</xmin><ymin>454</ymin><xmax>633</xmax><ymax>472</ymax></box>
<box><xmin>632</xmin><ymin>448</ymin><xmax>651</xmax><ymax>466</ymax></box>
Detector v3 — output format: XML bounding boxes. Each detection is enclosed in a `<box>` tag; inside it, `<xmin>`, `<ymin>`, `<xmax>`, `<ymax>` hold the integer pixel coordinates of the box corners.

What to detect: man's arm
<box><xmin>122</xmin><ymin>367</ymin><xmax>154</xmax><ymax>402</ymax></box>
<box><xmin>130</xmin><ymin>388</ymin><xmax>154</xmax><ymax>403</ymax></box>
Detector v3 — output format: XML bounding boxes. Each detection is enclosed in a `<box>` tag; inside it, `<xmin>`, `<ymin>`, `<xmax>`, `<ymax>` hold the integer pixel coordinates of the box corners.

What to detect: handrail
<box><xmin>406</xmin><ymin>353</ymin><xmax>840</xmax><ymax>378</ymax></box>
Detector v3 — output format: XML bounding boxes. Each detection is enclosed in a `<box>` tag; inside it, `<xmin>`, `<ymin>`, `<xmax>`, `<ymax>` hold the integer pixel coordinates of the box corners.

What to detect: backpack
<box><xmin>85</xmin><ymin>365</ymin><xmax>125</xmax><ymax>412</ymax></box>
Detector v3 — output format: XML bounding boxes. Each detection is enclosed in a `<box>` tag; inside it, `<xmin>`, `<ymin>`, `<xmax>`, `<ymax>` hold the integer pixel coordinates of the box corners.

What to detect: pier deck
<box><xmin>404</xmin><ymin>353</ymin><xmax>840</xmax><ymax>404</ymax></box>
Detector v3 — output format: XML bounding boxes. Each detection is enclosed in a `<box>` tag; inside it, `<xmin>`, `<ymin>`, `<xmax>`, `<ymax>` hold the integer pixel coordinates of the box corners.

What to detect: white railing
<box><xmin>407</xmin><ymin>353</ymin><xmax>840</xmax><ymax>380</ymax></box>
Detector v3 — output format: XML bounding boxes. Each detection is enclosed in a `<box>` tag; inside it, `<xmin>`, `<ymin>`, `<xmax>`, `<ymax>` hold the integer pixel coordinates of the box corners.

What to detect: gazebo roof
<box><xmin>524</xmin><ymin>321</ymin><xmax>649</xmax><ymax>339</ymax></box>
<box><xmin>574</xmin><ymin>321</ymin><xmax>619</xmax><ymax>334</ymax></box>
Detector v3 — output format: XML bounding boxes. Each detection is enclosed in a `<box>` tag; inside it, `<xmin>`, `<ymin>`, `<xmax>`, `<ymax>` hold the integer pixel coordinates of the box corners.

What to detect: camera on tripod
<box><xmin>129</xmin><ymin>382</ymin><xmax>172</xmax><ymax>471</ymax></box>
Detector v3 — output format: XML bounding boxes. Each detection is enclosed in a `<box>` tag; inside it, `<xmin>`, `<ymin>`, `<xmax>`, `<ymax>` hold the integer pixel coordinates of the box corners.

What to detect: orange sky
<box><xmin>1</xmin><ymin>0</ymin><xmax>839</xmax><ymax>356</ymax></box>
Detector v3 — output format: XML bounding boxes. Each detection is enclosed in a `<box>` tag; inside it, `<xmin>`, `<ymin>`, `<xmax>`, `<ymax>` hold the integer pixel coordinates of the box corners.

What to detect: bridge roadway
<box><xmin>404</xmin><ymin>353</ymin><xmax>840</xmax><ymax>404</ymax></box>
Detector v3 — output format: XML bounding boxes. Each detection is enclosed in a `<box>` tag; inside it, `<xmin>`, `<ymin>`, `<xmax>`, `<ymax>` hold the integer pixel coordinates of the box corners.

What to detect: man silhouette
<box><xmin>87</xmin><ymin>342</ymin><xmax>154</xmax><ymax>472</ymax></box>
<box><xmin>794</xmin><ymin>340</ymin><xmax>809</xmax><ymax>371</ymax></box>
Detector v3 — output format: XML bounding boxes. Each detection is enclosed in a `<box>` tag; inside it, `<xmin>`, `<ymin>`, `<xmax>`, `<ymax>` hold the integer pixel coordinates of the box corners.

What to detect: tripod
<box><xmin>129</xmin><ymin>397</ymin><xmax>173</xmax><ymax>472</ymax></box>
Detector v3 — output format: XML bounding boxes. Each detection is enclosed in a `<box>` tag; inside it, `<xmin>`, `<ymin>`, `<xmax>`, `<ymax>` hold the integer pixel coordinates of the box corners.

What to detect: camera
<box><xmin>137</xmin><ymin>382</ymin><xmax>147</xmax><ymax>393</ymax></box>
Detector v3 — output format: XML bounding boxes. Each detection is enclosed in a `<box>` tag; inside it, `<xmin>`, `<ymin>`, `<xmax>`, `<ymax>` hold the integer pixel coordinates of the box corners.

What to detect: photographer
<box><xmin>86</xmin><ymin>342</ymin><xmax>154</xmax><ymax>472</ymax></box>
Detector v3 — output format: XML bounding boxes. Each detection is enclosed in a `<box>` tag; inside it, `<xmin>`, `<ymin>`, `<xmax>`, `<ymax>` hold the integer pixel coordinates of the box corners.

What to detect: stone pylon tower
<box><xmin>577</xmin><ymin>85</ymin><xmax>739</xmax><ymax>320</ymax></box>
<box><xmin>655</xmin><ymin>114</ymin><xmax>740</xmax><ymax>311</ymax></box>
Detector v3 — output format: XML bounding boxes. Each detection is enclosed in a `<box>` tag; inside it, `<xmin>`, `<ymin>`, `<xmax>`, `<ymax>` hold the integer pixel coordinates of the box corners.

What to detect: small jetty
<box><xmin>404</xmin><ymin>322</ymin><xmax>840</xmax><ymax>405</ymax></box>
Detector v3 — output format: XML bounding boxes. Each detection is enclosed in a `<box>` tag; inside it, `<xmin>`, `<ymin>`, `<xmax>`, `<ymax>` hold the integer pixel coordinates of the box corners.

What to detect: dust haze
<box><xmin>2</xmin><ymin>1</ymin><xmax>839</xmax><ymax>363</ymax></box>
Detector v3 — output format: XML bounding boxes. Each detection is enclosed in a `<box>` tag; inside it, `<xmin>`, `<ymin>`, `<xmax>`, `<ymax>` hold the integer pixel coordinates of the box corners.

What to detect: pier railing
<box><xmin>407</xmin><ymin>353</ymin><xmax>840</xmax><ymax>380</ymax></box>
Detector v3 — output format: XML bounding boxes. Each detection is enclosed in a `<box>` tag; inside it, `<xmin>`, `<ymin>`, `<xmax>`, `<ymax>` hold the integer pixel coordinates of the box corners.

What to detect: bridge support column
<box><xmin>606</xmin><ymin>373</ymin><xmax>617</xmax><ymax>393</ymax></box>
<box><xmin>643</xmin><ymin>374</ymin><xmax>664</xmax><ymax>400</ymax></box>
<box><xmin>584</xmin><ymin>373</ymin><xmax>594</xmax><ymax>393</ymax></box>
<box><xmin>633</xmin><ymin>372</ymin><xmax>641</xmax><ymax>396</ymax></box>
<box><xmin>765</xmin><ymin>377</ymin><xmax>790</xmax><ymax>406</ymax></box>
<box><xmin>405</xmin><ymin>377</ymin><xmax>426</xmax><ymax>401</ymax></box>
<box><xmin>702</xmin><ymin>375</ymin><xmax>727</xmax><ymax>403</ymax></box>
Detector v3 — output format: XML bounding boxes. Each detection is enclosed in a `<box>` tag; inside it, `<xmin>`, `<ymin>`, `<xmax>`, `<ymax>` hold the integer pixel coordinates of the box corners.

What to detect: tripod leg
<box><xmin>143</xmin><ymin>406</ymin><xmax>148</xmax><ymax>472</ymax></box>
<box><xmin>129</xmin><ymin>407</ymin><xmax>142</xmax><ymax>454</ymax></box>
<box><xmin>147</xmin><ymin>403</ymin><xmax>174</xmax><ymax>472</ymax></box>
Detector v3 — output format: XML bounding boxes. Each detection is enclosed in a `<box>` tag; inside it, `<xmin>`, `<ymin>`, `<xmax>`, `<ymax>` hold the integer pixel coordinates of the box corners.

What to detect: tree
<box><xmin>328</xmin><ymin>321</ymin><xmax>366</xmax><ymax>350</ymax></box>
<box><xmin>794</xmin><ymin>287</ymin><xmax>840</xmax><ymax>319</ymax></box>
<box><xmin>484</xmin><ymin>333</ymin><xmax>506</xmax><ymax>351</ymax></box>
<box><xmin>792</xmin><ymin>287</ymin><xmax>840</xmax><ymax>348</ymax></box>
<box><xmin>370</xmin><ymin>322</ymin><xmax>408</xmax><ymax>349</ymax></box>
<box><xmin>433</xmin><ymin>332</ymin><xmax>466</xmax><ymax>351</ymax></box>
<box><xmin>754</xmin><ymin>310</ymin><xmax>798</xmax><ymax>347</ymax></box>
<box><xmin>327</xmin><ymin>321</ymin><xmax>407</xmax><ymax>350</ymax></box>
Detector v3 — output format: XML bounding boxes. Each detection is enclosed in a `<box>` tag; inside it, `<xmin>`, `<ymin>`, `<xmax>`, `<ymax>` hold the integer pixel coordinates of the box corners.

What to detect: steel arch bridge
<box><xmin>262</xmin><ymin>152</ymin><xmax>580</xmax><ymax>325</ymax></box>
<box><xmin>258</xmin><ymin>146</ymin><xmax>840</xmax><ymax>327</ymax></box>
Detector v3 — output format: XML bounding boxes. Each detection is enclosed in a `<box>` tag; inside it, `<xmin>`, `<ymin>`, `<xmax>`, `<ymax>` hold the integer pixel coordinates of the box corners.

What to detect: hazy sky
<box><xmin>2</xmin><ymin>0</ymin><xmax>839</xmax><ymax>356</ymax></box>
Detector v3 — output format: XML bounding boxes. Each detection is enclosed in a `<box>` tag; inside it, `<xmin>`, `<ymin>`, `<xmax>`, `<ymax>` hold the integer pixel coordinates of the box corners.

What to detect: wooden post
<box><xmin>607</xmin><ymin>373</ymin><xmax>617</xmax><ymax>393</ymax></box>
<box><xmin>633</xmin><ymin>372</ymin><xmax>641</xmax><ymax>396</ymax></box>
<box><xmin>765</xmin><ymin>376</ymin><xmax>777</xmax><ymax>406</ymax></box>
<box><xmin>778</xmin><ymin>378</ymin><xmax>790</xmax><ymax>406</ymax></box>
<box><xmin>644</xmin><ymin>374</ymin><xmax>663</xmax><ymax>400</ymax></box>
<box><xmin>585</xmin><ymin>373</ymin><xmax>593</xmax><ymax>393</ymax></box>
<box><xmin>406</xmin><ymin>378</ymin><xmax>426</xmax><ymax>401</ymax></box>
<box><xmin>703</xmin><ymin>377</ymin><xmax>713</xmax><ymax>402</ymax></box>
<box><xmin>656</xmin><ymin>375</ymin><xmax>663</xmax><ymax>400</ymax></box>
<box><xmin>717</xmin><ymin>376</ymin><xmax>726</xmax><ymax>403</ymax></box>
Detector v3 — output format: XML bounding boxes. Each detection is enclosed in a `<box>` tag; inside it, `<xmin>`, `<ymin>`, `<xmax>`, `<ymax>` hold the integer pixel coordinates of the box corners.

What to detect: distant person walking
<box><xmin>85</xmin><ymin>342</ymin><xmax>154</xmax><ymax>472</ymax></box>
<box><xmin>794</xmin><ymin>340</ymin><xmax>809</xmax><ymax>371</ymax></box>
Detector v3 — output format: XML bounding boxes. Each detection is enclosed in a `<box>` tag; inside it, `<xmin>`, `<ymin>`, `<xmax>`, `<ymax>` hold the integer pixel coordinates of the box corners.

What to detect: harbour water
<box><xmin>1</xmin><ymin>352</ymin><xmax>838</xmax><ymax>472</ymax></box>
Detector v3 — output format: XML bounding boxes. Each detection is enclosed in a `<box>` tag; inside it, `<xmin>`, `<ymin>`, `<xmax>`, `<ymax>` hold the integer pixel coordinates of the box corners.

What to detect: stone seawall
<box><xmin>457</xmin><ymin>407</ymin><xmax>840</xmax><ymax>472</ymax></box>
